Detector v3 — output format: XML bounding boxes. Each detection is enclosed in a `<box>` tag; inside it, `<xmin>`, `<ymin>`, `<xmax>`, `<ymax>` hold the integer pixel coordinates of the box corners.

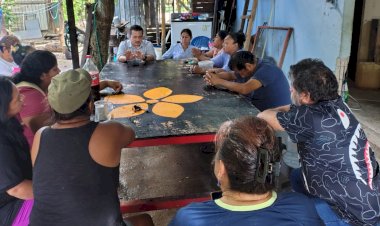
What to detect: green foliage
<box><xmin>1</xmin><ymin>0</ymin><xmax>16</xmax><ymax>29</ymax></box>
<box><xmin>62</xmin><ymin>0</ymin><xmax>92</xmax><ymax>23</ymax></box>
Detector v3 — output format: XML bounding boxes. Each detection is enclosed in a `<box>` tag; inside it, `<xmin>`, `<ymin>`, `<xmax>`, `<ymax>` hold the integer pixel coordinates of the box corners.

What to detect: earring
<box><xmin>217</xmin><ymin>180</ymin><xmax>221</xmax><ymax>187</ymax></box>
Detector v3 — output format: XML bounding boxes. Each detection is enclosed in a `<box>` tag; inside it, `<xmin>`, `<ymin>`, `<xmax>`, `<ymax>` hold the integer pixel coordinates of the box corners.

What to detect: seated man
<box><xmin>258</xmin><ymin>58</ymin><xmax>380</xmax><ymax>226</ymax></box>
<box><xmin>204</xmin><ymin>51</ymin><xmax>291</xmax><ymax>111</ymax></box>
<box><xmin>0</xmin><ymin>35</ymin><xmax>20</xmax><ymax>76</ymax></box>
<box><xmin>117</xmin><ymin>24</ymin><xmax>156</xmax><ymax>63</ymax></box>
<box><xmin>169</xmin><ymin>116</ymin><xmax>323</xmax><ymax>226</ymax></box>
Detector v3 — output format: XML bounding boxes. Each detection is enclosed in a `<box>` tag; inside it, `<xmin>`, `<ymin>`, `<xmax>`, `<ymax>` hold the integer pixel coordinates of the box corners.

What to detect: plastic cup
<box><xmin>198</xmin><ymin>60</ymin><xmax>214</xmax><ymax>70</ymax></box>
<box><xmin>94</xmin><ymin>100</ymin><xmax>113</xmax><ymax>122</ymax></box>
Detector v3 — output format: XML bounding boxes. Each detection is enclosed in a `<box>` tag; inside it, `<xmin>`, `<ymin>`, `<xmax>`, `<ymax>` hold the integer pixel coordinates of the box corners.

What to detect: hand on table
<box><xmin>134</xmin><ymin>50</ymin><xmax>145</xmax><ymax>60</ymax></box>
<box><xmin>190</xmin><ymin>65</ymin><xmax>204</xmax><ymax>74</ymax></box>
<box><xmin>101</xmin><ymin>80</ymin><xmax>123</xmax><ymax>93</ymax></box>
<box><xmin>125</xmin><ymin>50</ymin><xmax>134</xmax><ymax>61</ymax></box>
<box><xmin>191</xmin><ymin>48</ymin><xmax>202</xmax><ymax>57</ymax></box>
<box><xmin>204</xmin><ymin>71</ymin><xmax>221</xmax><ymax>86</ymax></box>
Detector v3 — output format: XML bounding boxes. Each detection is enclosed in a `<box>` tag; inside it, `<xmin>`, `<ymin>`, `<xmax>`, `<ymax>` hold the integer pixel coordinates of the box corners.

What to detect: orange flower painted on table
<box><xmin>105</xmin><ymin>87</ymin><xmax>203</xmax><ymax>118</ymax></box>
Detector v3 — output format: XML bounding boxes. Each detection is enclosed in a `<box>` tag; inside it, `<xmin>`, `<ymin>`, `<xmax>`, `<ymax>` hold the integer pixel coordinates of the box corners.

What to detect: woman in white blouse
<box><xmin>162</xmin><ymin>28</ymin><xmax>196</xmax><ymax>60</ymax></box>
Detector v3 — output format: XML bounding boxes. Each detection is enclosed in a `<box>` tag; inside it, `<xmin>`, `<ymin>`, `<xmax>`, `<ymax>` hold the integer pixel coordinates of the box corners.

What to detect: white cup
<box><xmin>198</xmin><ymin>60</ymin><xmax>214</xmax><ymax>70</ymax></box>
<box><xmin>94</xmin><ymin>100</ymin><xmax>113</xmax><ymax>122</ymax></box>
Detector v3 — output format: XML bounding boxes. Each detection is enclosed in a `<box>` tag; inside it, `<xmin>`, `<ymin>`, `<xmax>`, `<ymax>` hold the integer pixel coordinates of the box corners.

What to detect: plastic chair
<box><xmin>191</xmin><ymin>36</ymin><xmax>211</xmax><ymax>49</ymax></box>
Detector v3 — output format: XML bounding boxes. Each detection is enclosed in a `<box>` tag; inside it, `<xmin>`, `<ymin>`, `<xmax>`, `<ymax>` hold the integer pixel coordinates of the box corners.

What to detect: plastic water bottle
<box><xmin>82</xmin><ymin>55</ymin><xmax>100</xmax><ymax>101</ymax></box>
<box><xmin>342</xmin><ymin>79</ymin><xmax>349</xmax><ymax>103</ymax></box>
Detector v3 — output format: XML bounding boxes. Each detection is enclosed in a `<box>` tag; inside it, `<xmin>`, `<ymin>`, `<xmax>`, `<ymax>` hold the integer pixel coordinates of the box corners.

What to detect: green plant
<box><xmin>62</xmin><ymin>0</ymin><xmax>92</xmax><ymax>24</ymax></box>
<box><xmin>1</xmin><ymin>0</ymin><xmax>16</xmax><ymax>30</ymax></box>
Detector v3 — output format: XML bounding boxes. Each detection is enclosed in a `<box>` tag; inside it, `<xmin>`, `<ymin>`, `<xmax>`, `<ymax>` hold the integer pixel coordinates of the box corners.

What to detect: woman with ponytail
<box><xmin>12</xmin><ymin>50</ymin><xmax>60</xmax><ymax>147</ymax></box>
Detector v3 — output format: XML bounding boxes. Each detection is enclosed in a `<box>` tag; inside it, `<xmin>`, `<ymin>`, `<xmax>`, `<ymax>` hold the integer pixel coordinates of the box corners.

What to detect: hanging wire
<box><xmin>49</xmin><ymin>3</ymin><xmax>60</xmax><ymax>20</ymax></box>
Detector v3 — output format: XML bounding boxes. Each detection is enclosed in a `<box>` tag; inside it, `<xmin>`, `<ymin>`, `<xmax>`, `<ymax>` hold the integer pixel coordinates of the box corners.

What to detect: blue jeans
<box><xmin>290</xmin><ymin>169</ymin><xmax>351</xmax><ymax>226</ymax></box>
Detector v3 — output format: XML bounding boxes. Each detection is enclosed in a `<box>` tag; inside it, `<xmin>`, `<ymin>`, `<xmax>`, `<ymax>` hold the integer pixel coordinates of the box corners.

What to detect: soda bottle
<box><xmin>82</xmin><ymin>55</ymin><xmax>100</xmax><ymax>101</ymax></box>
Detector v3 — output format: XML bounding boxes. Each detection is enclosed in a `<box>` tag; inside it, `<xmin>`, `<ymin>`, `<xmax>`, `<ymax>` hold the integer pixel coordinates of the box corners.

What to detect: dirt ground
<box><xmin>23</xmin><ymin>38</ymin><xmax>75</xmax><ymax>71</ymax></box>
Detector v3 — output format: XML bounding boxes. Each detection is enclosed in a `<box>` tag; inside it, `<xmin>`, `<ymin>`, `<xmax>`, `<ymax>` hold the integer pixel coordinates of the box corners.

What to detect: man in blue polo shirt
<box><xmin>204</xmin><ymin>51</ymin><xmax>291</xmax><ymax>111</ymax></box>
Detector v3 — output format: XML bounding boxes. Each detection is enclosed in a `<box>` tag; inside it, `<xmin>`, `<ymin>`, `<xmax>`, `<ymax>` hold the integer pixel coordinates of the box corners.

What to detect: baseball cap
<box><xmin>48</xmin><ymin>69</ymin><xmax>92</xmax><ymax>114</ymax></box>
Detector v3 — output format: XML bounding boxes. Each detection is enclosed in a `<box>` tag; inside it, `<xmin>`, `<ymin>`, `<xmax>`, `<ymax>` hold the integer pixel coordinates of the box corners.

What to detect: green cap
<box><xmin>48</xmin><ymin>69</ymin><xmax>92</xmax><ymax>114</ymax></box>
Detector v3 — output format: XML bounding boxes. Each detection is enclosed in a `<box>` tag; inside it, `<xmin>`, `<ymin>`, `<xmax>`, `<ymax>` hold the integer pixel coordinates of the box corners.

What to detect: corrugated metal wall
<box><xmin>115</xmin><ymin>0</ymin><xmax>145</xmax><ymax>28</ymax></box>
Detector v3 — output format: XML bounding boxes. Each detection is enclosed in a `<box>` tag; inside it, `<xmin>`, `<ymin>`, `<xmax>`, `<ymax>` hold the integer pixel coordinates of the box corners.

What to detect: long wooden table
<box><xmin>100</xmin><ymin>60</ymin><xmax>259</xmax><ymax>212</ymax></box>
<box><xmin>100</xmin><ymin>60</ymin><xmax>259</xmax><ymax>147</ymax></box>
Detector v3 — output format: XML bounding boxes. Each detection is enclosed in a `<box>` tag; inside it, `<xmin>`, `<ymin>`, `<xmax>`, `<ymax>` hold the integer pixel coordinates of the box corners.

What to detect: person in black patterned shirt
<box><xmin>258</xmin><ymin>58</ymin><xmax>380</xmax><ymax>226</ymax></box>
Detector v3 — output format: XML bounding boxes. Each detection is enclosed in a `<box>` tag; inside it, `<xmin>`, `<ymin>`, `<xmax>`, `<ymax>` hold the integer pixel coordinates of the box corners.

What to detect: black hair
<box><xmin>12</xmin><ymin>45</ymin><xmax>36</xmax><ymax>65</ymax></box>
<box><xmin>129</xmin><ymin>24</ymin><xmax>144</xmax><ymax>34</ymax></box>
<box><xmin>12</xmin><ymin>50</ymin><xmax>57</xmax><ymax>87</ymax></box>
<box><xmin>228</xmin><ymin>51</ymin><xmax>257</xmax><ymax>71</ymax></box>
<box><xmin>227</xmin><ymin>31</ymin><xmax>246</xmax><ymax>49</ymax></box>
<box><xmin>289</xmin><ymin>58</ymin><xmax>339</xmax><ymax>102</ymax></box>
<box><xmin>217</xmin><ymin>30</ymin><xmax>228</xmax><ymax>40</ymax></box>
<box><xmin>180</xmin><ymin>28</ymin><xmax>192</xmax><ymax>38</ymax></box>
<box><xmin>214</xmin><ymin>116</ymin><xmax>278</xmax><ymax>194</ymax></box>
<box><xmin>53</xmin><ymin>95</ymin><xmax>92</xmax><ymax>121</ymax></box>
<box><xmin>0</xmin><ymin>76</ymin><xmax>29</xmax><ymax>151</ymax></box>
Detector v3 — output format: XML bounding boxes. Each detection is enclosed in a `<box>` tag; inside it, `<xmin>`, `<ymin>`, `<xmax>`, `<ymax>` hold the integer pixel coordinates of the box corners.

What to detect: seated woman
<box><xmin>0</xmin><ymin>35</ymin><xmax>20</xmax><ymax>76</ymax></box>
<box><xmin>169</xmin><ymin>116</ymin><xmax>323</xmax><ymax>226</ymax></box>
<box><xmin>0</xmin><ymin>77</ymin><xmax>33</xmax><ymax>226</ymax></box>
<box><xmin>192</xmin><ymin>30</ymin><xmax>227</xmax><ymax>61</ymax></box>
<box><xmin>191</xmin><ymin>31</ymin><xmax>245</xmax><ymax>75</ymax></box>
<box><xmin>12</xmin><ymin>50</ymin><xmax>124</xmax><ymax>148</ymax></box>
<box><xmin>30</xmin><ymin>69</ymin><xmax>153</xmax><ymax>226</ymax></box>
<box><xmin>162</xmin><ymin>28</ymin><xmax>196</xmax><ymax>60</ymax></box>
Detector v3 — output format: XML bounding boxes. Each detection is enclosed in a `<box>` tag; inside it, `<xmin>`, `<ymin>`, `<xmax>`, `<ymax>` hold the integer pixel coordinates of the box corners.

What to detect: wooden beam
<box><xmin>240</xmin><ymin>0</ymin><xmax>250</xmax><ymax>32</ymax></box>
<box><xmin>368</xmin><ymin>19</ymin><xmax>379</xmax><ymax>61</ymax></box>
<box><xmin>161</xmin><ymin>0</ymin><xmax>166</xmax><ymax>53</ymax></box>
<box><xmin>243</xmin><ymin>0</ymin><xmax>258</xmax><ymax>50</ymax></box>
<box><xmin>66</xmin><ymin>0</ymin><xmax>79</xmax><ymax>68</ymax></box>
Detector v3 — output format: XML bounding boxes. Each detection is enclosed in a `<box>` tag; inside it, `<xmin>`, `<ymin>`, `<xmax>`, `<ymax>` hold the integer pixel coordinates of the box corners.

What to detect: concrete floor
<box><xmin>120</xmin><ymin>143</ymin><xmax>217</xmax><ymax>226</ymax></box>
<box><xmin>347</xmin><ymin>81</ymin><xmax>380</xmax><ymax>159</ymax></box>
<box><xmin>119</xmin><ymin>82</ymin><xmax>380</xmax><ymax>226</ymax></box>
<box><xmin>53</xmin><ymin>53</ymin><xmax>380</xmax><ymax>225</ymax></box>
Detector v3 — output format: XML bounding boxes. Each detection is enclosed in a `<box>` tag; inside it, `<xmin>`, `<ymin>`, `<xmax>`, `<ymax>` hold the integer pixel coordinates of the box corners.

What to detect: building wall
<box><xmin>234</xmin><ymin>0</ymin><xmax>355</xmax><ymax>75</ymax></box>
<box><xmin>357</xmin><ymin>0</ymin><xmax>380</xmax><ymax>62</ymax></box>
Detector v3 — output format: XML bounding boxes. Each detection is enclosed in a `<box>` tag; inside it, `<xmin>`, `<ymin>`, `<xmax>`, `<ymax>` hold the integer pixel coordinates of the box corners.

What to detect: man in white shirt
<box><xmin>117</xmin><ymin>25</ymin><xmax>156</xmax><ymax>63</ymax></box>
<box><xmin>0</xmin><ymin>35</ymin><xmax>20</xmax><ymax>76</ymax></box>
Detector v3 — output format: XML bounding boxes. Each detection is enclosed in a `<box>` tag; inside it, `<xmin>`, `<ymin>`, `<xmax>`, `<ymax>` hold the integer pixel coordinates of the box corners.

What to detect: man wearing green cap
<box><xmin>29</xmin><ymin>69</ymin><xmax>154</xmax><ymax>226</ymax></box>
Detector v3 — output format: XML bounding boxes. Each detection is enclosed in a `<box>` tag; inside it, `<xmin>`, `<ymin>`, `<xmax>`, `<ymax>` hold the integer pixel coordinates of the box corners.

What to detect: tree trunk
<box><xmin>90</xmin><ymin>0</ymin><xmax>114</xmax><ymax>70</ymax></box>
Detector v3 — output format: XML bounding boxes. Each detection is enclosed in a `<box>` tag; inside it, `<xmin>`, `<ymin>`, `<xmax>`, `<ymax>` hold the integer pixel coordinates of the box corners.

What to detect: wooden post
<box><xmin>161</xmin><ymin>0</ymin><xmax>166</xmax><ymax>53</ymax></box>
<box><xmin>46</xmin><ymin>0</ymin><xmax>55</xmax><ymax>32</ymax></box>
<box><xmin>81</xmin><ymin>3</ymin><xmax>93</xmax><ymax>67</ymax></box>
<box><xmin>176</xmin><ymin>0</ymin><xmax>180</xmax><ymax>12</ymax></box>
<box><xmin>240</xmin><ymin>0</ymin><xmax>250</xmax><ymax>32</ymax></box>
<box><xmin>66</xmin><ymin>0</ymin><xmax>79</xmax><ymax>68</ymax></box>
<box><xmin>155</xmin><ymin>0</ymin><xmax>160</xmax><ymax>44</ymax></box>
<box><xmin>58</xmin><ymin>0</ymin><xmax>65</xmax><ymax>51</ymax></box>
<box><xmin>243</xmin><ymin>0</ymin><xmax>258</xmax><ymax>50</ymax></box>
